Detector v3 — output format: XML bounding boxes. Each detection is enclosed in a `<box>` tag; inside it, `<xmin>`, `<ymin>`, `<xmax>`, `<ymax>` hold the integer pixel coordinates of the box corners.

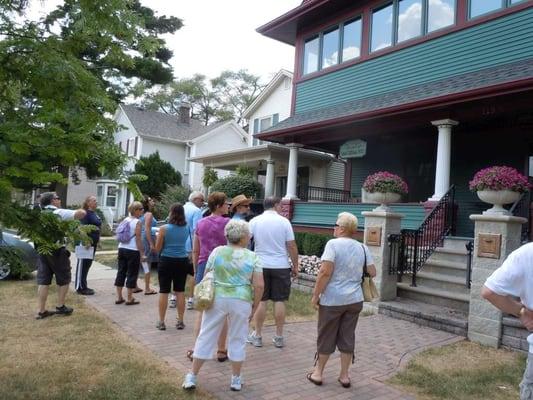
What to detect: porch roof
<box><xmin>189</xmin><ymin>143</ymin><xmax>335</xmax><ymax>169</ymax></box>
<box><xmin>257</xmin><ymin>58</ymin><xmax>533</xmax><ymax>143</ymax></box>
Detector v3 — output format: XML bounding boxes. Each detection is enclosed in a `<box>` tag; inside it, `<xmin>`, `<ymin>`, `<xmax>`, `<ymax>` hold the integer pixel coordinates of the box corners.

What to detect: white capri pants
<box><xmin>193</xmin><ymin>297</ymin><xmax>251</xmax><ymax>362</ymax></box>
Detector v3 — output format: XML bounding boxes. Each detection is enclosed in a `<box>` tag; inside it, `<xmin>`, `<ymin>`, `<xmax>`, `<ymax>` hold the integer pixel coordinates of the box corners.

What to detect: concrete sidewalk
<box><xmin>80</xmin><ymin>259</ymin><xmax>463</xmax><ymax>400</ymax></box>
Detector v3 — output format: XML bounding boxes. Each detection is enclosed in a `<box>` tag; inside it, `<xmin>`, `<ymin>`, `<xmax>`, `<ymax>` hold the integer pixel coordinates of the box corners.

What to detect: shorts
<box><xmin>37</xmin><ymin>247</ymin><xmax>71</xmax><ymax>286</ymax></box>
<box><xmin>261</xmin><ymin>268</ymin><xmax>291</xmax><ymax>302</ymax></box>
<box><xmin>158</xmin><ymin>256</ymin><xmax>192</xmax><ymax>293</ymax></box>
<box><xmin>317</xmin><ymin>301</ymin><xmax>363</xmax><ymax>354</ymax></box>
<box><xmin>195</xmin><ymin>261</ymin><xmax>207</xmax><ymax>284</ymax></box>
<box><xmin>520</xmin><ymin>352</ymin><xmax>533</xmax><ymax>400</ymax></box>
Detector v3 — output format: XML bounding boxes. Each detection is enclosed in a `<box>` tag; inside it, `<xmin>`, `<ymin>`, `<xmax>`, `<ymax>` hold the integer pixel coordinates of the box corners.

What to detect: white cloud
<box><xmin>397</xmin><ymin>2</ymin><xmax>422</xmax><ymax>42</ymax></box>
<box><xmin>428</xmin><ymin>0</ymin><xmax>455</xmax><ymax>32</ymax></box>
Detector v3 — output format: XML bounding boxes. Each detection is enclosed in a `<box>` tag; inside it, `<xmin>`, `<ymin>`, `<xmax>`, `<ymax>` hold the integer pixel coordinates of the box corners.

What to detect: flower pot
<box><xmin>365</xmin><ymin>191</ymin><xmax>401</xmax><ymax>211</ymax></box>
<box><xmin>477</xmin><ymin>190</ymin><xmax>521</xmax><ymax>215</ymax></box>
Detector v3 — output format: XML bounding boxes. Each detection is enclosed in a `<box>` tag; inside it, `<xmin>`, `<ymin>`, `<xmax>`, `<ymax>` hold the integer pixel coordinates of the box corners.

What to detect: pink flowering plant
<box><xmin>363</xmin><ymin>171</ymin><xmax>408</xmax><ymax>195</ymax></box>
<box><xmin>469</xmin><ymin>166</ymin><xmax>531</xmax><ymax>193</ymax></box>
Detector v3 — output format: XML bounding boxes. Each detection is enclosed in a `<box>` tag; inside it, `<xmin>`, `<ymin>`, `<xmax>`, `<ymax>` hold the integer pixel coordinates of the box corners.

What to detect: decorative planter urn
<box><xmin>365</xmin><ymin>191</ymin><xmax>401</xmax><ymax>211</ymax></box>
<box><xmin>477</xmin><ymin>189</ymin><xmax>521</xmax><ymax>215</ymax></box>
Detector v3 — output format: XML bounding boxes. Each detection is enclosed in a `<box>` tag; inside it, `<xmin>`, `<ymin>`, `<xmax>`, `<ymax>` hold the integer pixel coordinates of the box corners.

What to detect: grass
<box><xmin>390</xmin><ymin>341</ymin><xmax>527</xmax><ymax>400</ymax></box>
<box><xmin>0</xmin><ymin>280</ymin><xmax>211</xmax><ymax>400</ymax></box>
<box><xmin>97</xmin><ymin>239</ymin><xmax>118</xmax><ymax>251</ymax></box>
<box><xmin>94</xmin><ymin>253</ymin><xmax>118</xmax><ymax>269</ymax></box>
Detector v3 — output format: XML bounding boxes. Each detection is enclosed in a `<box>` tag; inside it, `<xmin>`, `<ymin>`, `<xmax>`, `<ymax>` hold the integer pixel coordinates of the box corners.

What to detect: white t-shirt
<box><xmin>320</xmin><ymin>238</ymin><xmax>374</xmax><ymax>306</ymax></box>
<box><xmin>249</xmin><ymin>210</ymin><xmax>295</xmax><ymax>269</ymax></box>
<box><xmin>118</xmin><ymin>217</ymin><xmax>141</xmax><ymax>251</ymax></box>
<box><xmin>484</xmin><ymin>242</ymin><xmax>533</xmax><ymax>352</ymax></box>
<box><xmin>44</xmin><ymin>205</ymin><xmax>76</xmax><ymax>221</ymax></box>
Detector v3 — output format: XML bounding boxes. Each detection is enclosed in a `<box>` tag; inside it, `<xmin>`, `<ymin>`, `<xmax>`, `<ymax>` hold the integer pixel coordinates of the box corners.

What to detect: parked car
<box><xmin>0</xmin><ymin>230</ymin><xmax>39</xmax><ymax>280</ymax></box>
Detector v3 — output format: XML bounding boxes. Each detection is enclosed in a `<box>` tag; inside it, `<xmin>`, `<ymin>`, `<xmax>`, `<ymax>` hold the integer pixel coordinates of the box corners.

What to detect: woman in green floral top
<box><xmin>183</xmin><ymin>219</ymin><xmax>264</xmax><ymax>392</ymax></box>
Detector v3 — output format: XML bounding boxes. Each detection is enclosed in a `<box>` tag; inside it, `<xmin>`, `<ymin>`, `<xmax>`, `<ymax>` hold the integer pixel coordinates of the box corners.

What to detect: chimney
<box><xmin>179</xmin><ymin>103</ymin><xmax>191</xmax><ymax>125</ymax></box>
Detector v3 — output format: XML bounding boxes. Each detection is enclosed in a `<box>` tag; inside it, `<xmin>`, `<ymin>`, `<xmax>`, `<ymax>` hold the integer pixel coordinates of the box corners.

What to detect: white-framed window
<box><xmin>127</xmin><ymin>138</ymin><xmax>136</xmax><ymax>156</ymax></box>
<box><xmin>184</xmin><ymin>145</ymin><xmax>191</xmax><ymax>174</ymax></box>
<box><xmin>253</xmin><ymin>113</ymin><xmax>279</xmax><ymax>146</ymax></box>
<box><xmin>106</xmin><ymin>186</ymin><xmax>119</xmax><ymax>207</ymax></box>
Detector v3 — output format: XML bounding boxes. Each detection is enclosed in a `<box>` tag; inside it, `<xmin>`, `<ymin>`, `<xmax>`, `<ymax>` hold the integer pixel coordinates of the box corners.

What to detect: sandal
<box><xmin>36</xmin><ymin>310</ymin><xmax>55</xmax><ymax>319</ymax></box>
<box><xmin>115</xmin><ymin>299</ymin><xmax>125</xmax><ymax>305</ymax></box>
<box><xmin>133</xmin><ymin>288</ymin><xmax>143</xmax><ymax>293</ymax></box>
<box><xmin>186</xmin><ymin>349</ymin><xmax>194</xmax><ymax>361</ymax></box>
<box><xmin>217</xmin><ymin>350</ymin><xmax>228</xmax><ymax>362</ymax></box>
<box><xmin>144</xmin><ymin>289</ymin><xmax>157</xmax><ymax>295</ymax></box>
<box><xmin>125</xmin><ymin>299</ymin><xmax>140</xmax><ymax>305</ymax></box>
<box><xmin>306</xmin><ymin>372</ymin><xmax>322</xmax><ymax>386</ymax></box>
<box><xmin>338</xmin><ymin>378</ymin><xmax>351</xmax><ymax>388</ymax></box>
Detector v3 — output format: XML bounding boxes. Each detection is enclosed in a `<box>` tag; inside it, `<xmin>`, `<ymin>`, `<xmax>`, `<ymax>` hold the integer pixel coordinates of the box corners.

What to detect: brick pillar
<box><xmin>467</xmin><ymin>214</ymin><xmax>526</xmax><ymax>347</ymax></box>
<box><xmin>280</xmin><ymin>199</ymin><xmax>294</xmax><ymax>220</ymax></box>
<box><xmin>362</xmin><ymin>210</ymin><xmax>404</xmax><ymax>301</ymax></box>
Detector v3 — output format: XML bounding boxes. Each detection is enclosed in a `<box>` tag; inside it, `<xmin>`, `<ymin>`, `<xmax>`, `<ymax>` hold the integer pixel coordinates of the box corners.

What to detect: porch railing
<box><xmin>509</xmin><ymin>191</ymin><xmax>531</xmax><ymax>243</ymax></box>
<box><xmin>388</xmin><ymin>185</ymin><xmax>456</xmax><ymax>286</ymax></box>
<box><xmin>298</xmin><ymin>185</ymin><xmax>354</xmax><ymax>203</ymax></box>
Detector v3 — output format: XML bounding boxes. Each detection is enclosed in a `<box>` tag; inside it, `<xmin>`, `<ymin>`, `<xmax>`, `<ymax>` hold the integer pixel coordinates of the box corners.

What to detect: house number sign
<box><xmin>339</xmin><ymin>139</ymin><xmax>367</xmax><ymax>159</ymax></box>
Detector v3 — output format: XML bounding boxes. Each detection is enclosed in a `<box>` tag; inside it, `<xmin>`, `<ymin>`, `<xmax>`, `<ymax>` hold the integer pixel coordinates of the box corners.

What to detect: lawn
<box><xmin>390</xmin><ymin>340</ymin><xmax>527</xmax><ymax>400</ymax></box>
<box><xmin>0</xmin><ymin>280</ymin><xmax>211</xmax><ymax>400</ymax></box>
<box><xmin>97</xmin><ymin>238</ymin><xmax>118</xmax><ymax>251</ymax></box>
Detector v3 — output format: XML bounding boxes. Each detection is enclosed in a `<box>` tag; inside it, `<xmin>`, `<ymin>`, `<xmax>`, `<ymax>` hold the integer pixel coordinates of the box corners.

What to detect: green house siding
<box><xmin>295</xmin><ymin>8</ymin><xmax>533</xmax><ymax>114</ymax></box>
<box><xmin>292</xmin><ymin>202</ymin><xmax>426</xmax><ymax>230</ymax></box>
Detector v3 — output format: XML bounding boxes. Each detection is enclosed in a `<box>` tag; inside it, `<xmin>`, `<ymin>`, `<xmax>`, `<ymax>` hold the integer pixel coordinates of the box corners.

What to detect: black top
<box><xmin>80</xmin><ymin>209</ymin><xmax>102</xmax><ymax>245</ymax></box>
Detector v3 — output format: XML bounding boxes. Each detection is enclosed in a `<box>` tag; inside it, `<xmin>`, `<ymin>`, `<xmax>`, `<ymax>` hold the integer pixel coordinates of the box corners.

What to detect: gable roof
<box><xmin>242</xmin><ymin>70</ymin><xmax>293</xmax><ymax>119</ymax></box>
<box><xmin>258</xmin><ymin>58</ymin><xmax>533</xmax><ymax>141</ymax></box>
<box><xmin>119</xmin><ymin>104</ymin><xmax>219</xmax><ymax>142</ymax></box>
<box><xmin>190</xmin><ymin>120</ymin><xmax>248</xmax><ymax>144</ymax></box>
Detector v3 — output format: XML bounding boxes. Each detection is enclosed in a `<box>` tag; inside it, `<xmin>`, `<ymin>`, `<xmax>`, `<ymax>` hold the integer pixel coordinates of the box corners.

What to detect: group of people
<box><xmin>32</xmin><ymin>189</ymin><xmax>533</xmax><ymax>397</ymax></box>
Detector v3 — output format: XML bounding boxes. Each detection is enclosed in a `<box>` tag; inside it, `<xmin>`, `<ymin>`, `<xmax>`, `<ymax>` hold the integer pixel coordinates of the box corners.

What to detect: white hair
<box><xmin>337</xmin><ymin>212</ymin><xmax>358</xmax><ymax>234</ymax></box>
<box><xmin>224</xmin><ymin>219</ymin><xmax>250</xmax><ymax>245</ymax></box>
<box><xmin>188</xmin><ymin>191</ymin><xmax>204</xmax><ymax>202</ymax></box>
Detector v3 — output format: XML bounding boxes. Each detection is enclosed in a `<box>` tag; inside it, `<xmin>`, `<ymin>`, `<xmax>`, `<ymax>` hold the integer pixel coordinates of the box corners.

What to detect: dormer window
<box><xmin>253</xmin><ymin>114</ymin><xmax>279</xmax><ymax>146</ymax></box>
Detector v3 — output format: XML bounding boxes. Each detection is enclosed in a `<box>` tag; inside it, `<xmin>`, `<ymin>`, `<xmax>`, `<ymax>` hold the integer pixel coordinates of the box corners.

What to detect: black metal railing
<box><xmin>388</xmin><ymin>185</ymin><xmax>456</xmax><ymax>286</ymax></box>
<box><xmin>465</xmin><ymin>240</ymin><xmax>474</xmax><ymax>289</ymax></box>
<box><xmin>509</xmin><ymin>191</ymin><xmax>531</xmax><ymax>243</ymax></box>
<box><xmin>298</xmin><ymin>185</ymin><xmax>354</xmax><ymax>203</ymax></box>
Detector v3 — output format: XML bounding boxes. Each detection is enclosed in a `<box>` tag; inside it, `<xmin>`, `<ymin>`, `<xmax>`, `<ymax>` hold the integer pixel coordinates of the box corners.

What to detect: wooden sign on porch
<box><xmin>477</xmin><ymin>233</ymin><xmax>502</xmax><ymax>259</ymax></box>
<box><xmin>365</xmin><ymin>227</ymin><xmax>382</xmax><ymax>247</ymax></box>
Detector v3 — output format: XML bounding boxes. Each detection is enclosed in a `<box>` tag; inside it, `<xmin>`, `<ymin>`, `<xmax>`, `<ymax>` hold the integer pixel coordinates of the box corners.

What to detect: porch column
<box><xmin>265</xmin><ymin>159</ymin><xmax>275</xmax><ymax>198</ymax></box>
<box><xmin>429</xmin><ymin>119</ymin><xmax>458</xmax><ymax>201</ymax></box>
<box><xmin>284</xmin><ymin>143</ymin><xmax>302</xmax><ymax>200</ymax></box>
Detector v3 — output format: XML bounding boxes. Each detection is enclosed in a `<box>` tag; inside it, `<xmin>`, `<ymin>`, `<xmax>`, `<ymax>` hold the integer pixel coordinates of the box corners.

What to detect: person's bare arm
<box><xmin>144</xmin><ymin>212</ymin><xmax>155</xmax><ymax>250</ymax></box>
<box><xmin>191</xmin><ymin>234</ymin><xmax>200</xmax><ymax>270</ymax></box>
<box><xmin>482</xmin><ymin>286</ymin><xmax>533</xmax><ymax>330</ymax></box>
<box><xmin>135</xmin><ymin>221</ymin><xmax>145</xmax><ymax>260</ymax></box>
<box><xmin>73</xmin><ymin>209</ymin><xmax>86</xmax><ymax>220</ymax></box>
<box><xmin>366</xmin><ymin>263</ymin><xmax>377</xmax><ymax>277</ymax></box>
<box><xmin>154</xmin><ymin>226</ymin><xmax>166</xmax><ymax>253</ymax></box>
<box><xmin>286</xmin><ymin>240</ymin><xmax>299</xmax><ymax>278</ymax></box>
<box><xmin>311</xmin><ymin>260</ymin><xmax>334</xmax><ymax>309</ymax></box>
<box><xmin>251</xmin><ymin>272</ymin><xmax>265</xmax><ymax>316</ymax></box>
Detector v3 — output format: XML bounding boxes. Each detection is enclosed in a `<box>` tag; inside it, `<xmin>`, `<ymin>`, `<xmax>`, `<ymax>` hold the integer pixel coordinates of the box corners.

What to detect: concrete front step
<box><xmin>397</xmin><ymin>282</ymin><xmax>470</xmax><ymax>312</ymax></box>
<box><xmin>379</xmin><ymin>297</ymin><xmax>468</xmax><ymax>336</ymax></box>
<box><xmin>442</xmin><ymin>236</ymin><xmax>474</xmax><ymax>251</ymax></box>
<box><xmin>415</xmin><ymin>271</ymin><xmax>470</xmax><ymax>294</ymax></box>
<box><xmin>421</xmin><ymin>259</ymin><xmax>468</xmax><ymax>278</ymax></box>
<box><xmin>429</xmin><ymin>247</ymin><xmax>470</xmax><ymax>264</ymax></box>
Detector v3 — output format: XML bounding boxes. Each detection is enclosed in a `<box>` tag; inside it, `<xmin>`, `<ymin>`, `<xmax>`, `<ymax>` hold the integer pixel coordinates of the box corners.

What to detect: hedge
<box><xmin>294</xmin><ymin>231</ymin><xmax>333</xmax><ymax>257</ymax></box>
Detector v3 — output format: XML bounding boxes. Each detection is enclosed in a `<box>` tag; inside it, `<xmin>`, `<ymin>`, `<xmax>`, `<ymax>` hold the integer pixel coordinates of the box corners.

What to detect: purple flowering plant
<box><xmin>469</xmin><ymin>166</ymin><xmax>531</xmax><ymax>193</ymax></box>
<box><xmin>363</xmin><ymin>171</ymin><xmax>408</xmax><ymax>195</ymax></box>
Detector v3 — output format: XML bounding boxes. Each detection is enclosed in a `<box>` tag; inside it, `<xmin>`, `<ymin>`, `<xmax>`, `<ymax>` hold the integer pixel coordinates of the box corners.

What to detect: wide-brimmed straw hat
<box><xmin>230</xmin><ymin>194</ymin><xmax>252</xmax><ymax>212</ymax></box>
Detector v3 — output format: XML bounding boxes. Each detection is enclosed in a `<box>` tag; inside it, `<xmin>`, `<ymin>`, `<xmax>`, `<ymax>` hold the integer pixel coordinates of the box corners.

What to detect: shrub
<box><xmin>294</xmin><ymin>232</ymin><xmax>306</xmax><ymax>254</ymax></box>
<box><xmin>154</xmin><ymin>185</ymin><xmax>190</xmax><ymax>220</ymax></box>
<box><xmin>363</xmin><ymin>171</ymin><xmax>408</xmax><ymax>195</ymax></box>
<box><xmin>0</xmin><ymin>246</ymin><xmax>32</xmax><ymax>280</ymax></box>
<box><xmin>295</xmin><ymin>231</ymin><xmax>332</xmax><ymax>257</ymax></box>
<box><xmin>134</xmin><ymin>151</ymin><xmax>182</xmax><ymax>199</ymax></box>
<box><xmin>210</xmin><ymin>175</ymin><xmax>262</xmax><ymax>199</ymax></box>
<box><xmin>469</xmin><ymin>166</ymin><xmax>531</xmax><ymax>193</ymax></box>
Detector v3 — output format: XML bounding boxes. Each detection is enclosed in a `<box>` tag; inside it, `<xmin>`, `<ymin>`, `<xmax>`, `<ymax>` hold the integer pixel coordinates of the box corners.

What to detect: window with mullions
<box><xmin>371</xmin><ymin>0</ymin><xmax>456</xmax><ymax>52</ymax></box>
<box><xmin>469</xmin><ymin>0</ymin><xmax>526</xmax><ymax>19</ymax></box>
<box><xmin>302</xmin><ymin>17</ymin><xmax>362</xmax><ymax>75</ymax></box>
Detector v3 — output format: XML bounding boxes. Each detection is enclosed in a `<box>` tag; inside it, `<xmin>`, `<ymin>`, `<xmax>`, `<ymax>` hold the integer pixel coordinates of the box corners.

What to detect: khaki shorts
<box><xmin>317</xmin><ymin>301</ymin><xmax>363</xmax><ymax>354</ymax></box>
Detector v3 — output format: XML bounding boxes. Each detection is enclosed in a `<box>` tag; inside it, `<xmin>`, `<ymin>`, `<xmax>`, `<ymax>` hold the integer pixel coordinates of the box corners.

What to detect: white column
<box><xmin>265</xmin><ymin>159</ymin><xmax>275</xmax><ymax>198</ymax></box>
<box><xmin>284</xmin><ymin>143</ymin><xmax>302</xmax><ymax>200</ymax></box>
<box><xmin>429</xmin><ymin>119</ymin><xmax>458</xmax><ymax>201</ymax></box>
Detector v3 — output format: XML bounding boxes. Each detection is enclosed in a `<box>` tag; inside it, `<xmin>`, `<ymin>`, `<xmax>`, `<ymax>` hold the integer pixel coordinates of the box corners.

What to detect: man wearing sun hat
<box><xmin>230</xmin><ymin>194</ymin><xmax>252</xmax><ymax>221</ymax></box>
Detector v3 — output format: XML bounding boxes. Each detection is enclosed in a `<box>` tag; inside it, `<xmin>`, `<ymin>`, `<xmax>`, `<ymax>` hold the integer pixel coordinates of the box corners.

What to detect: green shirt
<box><xmin>205</xmin><ymin>245</ymin><xmax>262</xmax><ymax>302</ymax></box>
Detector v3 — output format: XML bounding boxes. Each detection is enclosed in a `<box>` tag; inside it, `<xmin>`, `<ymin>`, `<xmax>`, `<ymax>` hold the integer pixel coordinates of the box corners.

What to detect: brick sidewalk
<box><xmin>84</xmin><ymin>273</ymin><xmax>463</xmax><ymax>400</ymax></box>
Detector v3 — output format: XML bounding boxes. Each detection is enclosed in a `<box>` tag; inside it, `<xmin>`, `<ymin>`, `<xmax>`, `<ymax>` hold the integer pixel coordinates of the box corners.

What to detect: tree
<box><xmin>202</xmin><ymin>167</ymin><xmax>218</xmax><ymax>190</ymax></box>
<box><xmin>140</xmin><ymin>69</ymin><xmax>264</xmax><ymax>126</ymax></box>
<box><xmin>133</xmin><ymin>152</ymin><xmax>181</xmax><ymax>199</ymax></box>
<box><xmin>210</xmin><ymin>175</ymin><xmax>262</xmax><ymax>199</ymax></box>
<box><xmin>0</xmin><ymin>1</ymin><xmax>181</xmax><ymax>251</ymax></box>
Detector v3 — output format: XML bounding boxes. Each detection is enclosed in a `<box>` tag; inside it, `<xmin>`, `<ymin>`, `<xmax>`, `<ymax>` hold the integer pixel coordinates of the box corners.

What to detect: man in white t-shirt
<box><xmin>482</xmin><ymin>242</ymin><xmax>533</xmax><ymax>399</ymax></box>
<box><xmin>247</xmin><ymin>196</ymin><xmax>299</xmax><ymax>348</ymax></box>
<box><xmin>36</xmin><ymin>192</ymin><xmax>86</xmax><ymax>319</ymax></box>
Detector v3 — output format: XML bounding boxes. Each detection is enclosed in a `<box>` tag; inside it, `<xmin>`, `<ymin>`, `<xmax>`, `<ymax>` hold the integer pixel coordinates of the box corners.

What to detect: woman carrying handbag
<box><xmin>309</xmin><ymin>212</ymin><xmax>377</xmax><ymax>388</ymax></box>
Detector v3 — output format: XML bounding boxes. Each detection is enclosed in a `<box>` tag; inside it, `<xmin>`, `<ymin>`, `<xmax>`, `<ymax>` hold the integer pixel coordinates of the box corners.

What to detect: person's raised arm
<box><xmin>154</xmin><ymin>226</ymin><xmax>166</xmax><ymax>253</ymax></box>
<box><xmin>74</xmin><ymin>209</ymin><xmax>86</xmax><ymax>220</ymax></box>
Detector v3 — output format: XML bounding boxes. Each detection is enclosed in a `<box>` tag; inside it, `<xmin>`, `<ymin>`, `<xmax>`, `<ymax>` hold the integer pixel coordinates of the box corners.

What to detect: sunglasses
<box><xmin>53</xmin><ymin>197</ymin><xmax>60</xmax><ymax>200</ymax></box>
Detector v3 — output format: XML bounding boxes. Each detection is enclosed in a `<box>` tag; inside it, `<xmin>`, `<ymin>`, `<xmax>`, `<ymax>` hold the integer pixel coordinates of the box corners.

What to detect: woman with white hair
<box><xmin>183</xmin><ymin>219</ymin><xmax>264</xmax><ymax>392</ymax></box>
<box><xmin>308</xmin><ymin>212</ymin><xmax>376</xmax><ymax>388</ymax></box>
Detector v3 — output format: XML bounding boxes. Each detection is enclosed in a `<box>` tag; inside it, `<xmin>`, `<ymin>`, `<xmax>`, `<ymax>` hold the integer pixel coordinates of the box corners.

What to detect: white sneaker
<box><xmin>169</xmin><ymin>297</ymin><xmax>176</xmax><ymax>308</ymax></box>
<box><xmin>186</xmin><ymin>297</ymin><xmax>194</xmax><ymax>310</ymax></box>
<box><xmin>230</xmin><ymin>375</ymin><xmax>242</xmax><ymax>391</ymax></box>
<box><xmin>272</xmin><ymin>335</ymin><xmax>284</xmax><ymax>348</ymax></box>
<box><xmin>182</xmin><ymin>372</ymin><xmax>197</xmax><ymax>390</ymax></box>
<box><xmin>246</xmin><ymin>331</ymin><xmax>262</xmax><ymax>347</ymax></box>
